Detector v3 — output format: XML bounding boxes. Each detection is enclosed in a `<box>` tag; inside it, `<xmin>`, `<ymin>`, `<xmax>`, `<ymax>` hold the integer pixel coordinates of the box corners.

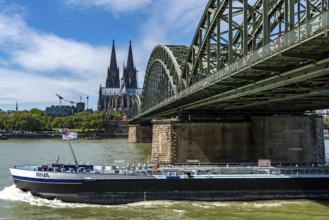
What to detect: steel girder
<box><xmin>183</xmin><ymin>0</ymin><xmax>328</xmax><ymax>87</ymax></box>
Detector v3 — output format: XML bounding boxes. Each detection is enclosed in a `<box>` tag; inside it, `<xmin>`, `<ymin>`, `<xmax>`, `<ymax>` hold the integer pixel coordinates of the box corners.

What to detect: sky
<box><xmin>0</xmin><ymin>0</ymin><xmax>208</xmax><ymax>111</ymax></box>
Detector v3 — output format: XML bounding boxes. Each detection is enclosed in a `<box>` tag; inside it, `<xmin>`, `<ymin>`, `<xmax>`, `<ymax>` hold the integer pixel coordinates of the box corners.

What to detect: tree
<box><xmin>323</xmin><ymin>117</ymin><xmax>329</xmax><ymax>130</ymax></box>
<box><xmin>92</xmin><ymin>111</ymin><xmax>105</xmax><ymax>131</ymax></box>
<box><xmin>0</xmin><ymin>110</ymin><xmax>106</xmax><ymax>132</ymax></box>
<box><xmin>50</xmin><ymin>117</ymin><xmax>64</xmax><ymax>129</ymax></box>
<box><xmin>0</xmin><ymin>112</ymin><xmax>8</xmax><ymax>130</ymax></box>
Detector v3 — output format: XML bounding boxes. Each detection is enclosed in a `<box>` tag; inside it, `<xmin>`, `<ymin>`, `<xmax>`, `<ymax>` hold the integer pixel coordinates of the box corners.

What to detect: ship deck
<box><xmin>11</xmin><ymin>162</ymin><xmax>329</xmax><ymax>179</ymax></box>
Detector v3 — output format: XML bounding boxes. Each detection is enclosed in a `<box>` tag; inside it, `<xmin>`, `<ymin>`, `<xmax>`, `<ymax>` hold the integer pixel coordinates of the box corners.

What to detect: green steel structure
<box><xmin>132</xmin><ymin>0</ymin><xmax>329</xmax><ymax>123</ymax></box>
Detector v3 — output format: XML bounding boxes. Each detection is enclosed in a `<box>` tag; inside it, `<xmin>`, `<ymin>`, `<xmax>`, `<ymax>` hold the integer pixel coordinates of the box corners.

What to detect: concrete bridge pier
<box><xmin>151</xmin><ymin>116</ymin><xmax>325</xmax><ymax>164</ymax></box>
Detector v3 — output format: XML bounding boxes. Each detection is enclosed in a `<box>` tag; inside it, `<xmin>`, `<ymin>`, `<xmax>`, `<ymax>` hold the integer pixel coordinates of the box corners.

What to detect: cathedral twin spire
<box><xmin>105</xmin><ymin>40</ymin><xmax>137</xmax><ymax>89</ymax></box>
<box><xmin>106</xmin><ymin>40</ymin><xmax>120</xmax><ymax>88</ymax></box>
<box><xmin>127</xmin><ymin>41</ymin><xmax>134</xmax><ymax>69</ymax></box>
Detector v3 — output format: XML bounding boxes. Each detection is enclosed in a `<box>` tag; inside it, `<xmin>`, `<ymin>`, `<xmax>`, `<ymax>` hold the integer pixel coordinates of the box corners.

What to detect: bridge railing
<box><xmin>139</xmin><ymin>11</ymin><xmax>329</xmax><ymax>116</ymax></box>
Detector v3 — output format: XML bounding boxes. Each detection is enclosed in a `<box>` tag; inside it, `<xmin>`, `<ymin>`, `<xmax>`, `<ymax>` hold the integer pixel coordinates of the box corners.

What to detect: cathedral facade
<box><xmin>98</xmin><ymin>41</ymin><xmax>141</xmax><ymax>118</ymax></box>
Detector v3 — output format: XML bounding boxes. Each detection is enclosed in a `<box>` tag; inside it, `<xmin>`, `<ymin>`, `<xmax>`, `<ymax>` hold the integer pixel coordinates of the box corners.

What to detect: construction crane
<box><xmin>55</xmin><ymin>93</ymin><xmax>63</xmax><ymax>106</ymax></box>
<box><xmin>56</xmin><ymin>94</ymin><xmax>75</xmax><ymax>106</ymax></box>
<box><xmin>63</xmin><ymin>99</ymin><xmax>75</xmax><ymax>105</ymax></box>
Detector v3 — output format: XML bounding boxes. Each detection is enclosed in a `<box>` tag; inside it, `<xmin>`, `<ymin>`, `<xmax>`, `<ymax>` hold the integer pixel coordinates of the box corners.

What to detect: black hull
<box><xmin>14</xmin><ymin>177</ymin><xmax>329</xmax><ymax>205</ymax></box>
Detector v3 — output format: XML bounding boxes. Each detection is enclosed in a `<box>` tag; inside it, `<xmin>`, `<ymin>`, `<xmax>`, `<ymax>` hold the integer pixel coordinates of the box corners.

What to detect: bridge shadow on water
<box><xmin>314</xmin><ymin>199</ymin><xmax>329</xmax><ymax>207</ymax></box>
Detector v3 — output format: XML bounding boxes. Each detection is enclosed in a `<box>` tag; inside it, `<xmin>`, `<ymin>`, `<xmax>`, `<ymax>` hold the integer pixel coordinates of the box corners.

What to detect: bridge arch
<box><xmin>141</xmin><ymin>45</ymin><xmax>189</xmax><ymax>112</ymax></box>
<box><xmin>130</xmin><ymin>93</ymin><xmax>141</xmax><ymax>117</ymax></box>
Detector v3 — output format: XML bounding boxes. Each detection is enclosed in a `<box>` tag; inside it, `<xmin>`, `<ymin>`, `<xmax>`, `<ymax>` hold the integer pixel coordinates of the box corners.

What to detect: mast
<box><xmin>68</xmin><ymin>141</ymin><xmax>79</xmax><ymax>166</ymax></box>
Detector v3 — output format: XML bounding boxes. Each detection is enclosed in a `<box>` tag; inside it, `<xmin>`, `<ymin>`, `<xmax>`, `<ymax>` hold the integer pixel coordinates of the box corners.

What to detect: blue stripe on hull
<box><xmin>12</xmin><ymin>175</ymin><xmax>82</xmax><ymax>184</ymax></box>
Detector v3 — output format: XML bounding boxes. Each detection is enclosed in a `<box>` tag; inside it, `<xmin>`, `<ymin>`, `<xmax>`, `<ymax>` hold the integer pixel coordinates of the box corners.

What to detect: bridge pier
<box><xmin>151</xmin><ymin>116</ymin><xmax>325</xmax><ymax>164</ymax></box>
<box><xmin>128</xmin><ymin>125</ymin><xmax>152</xmax><ymax>143</ymax></box>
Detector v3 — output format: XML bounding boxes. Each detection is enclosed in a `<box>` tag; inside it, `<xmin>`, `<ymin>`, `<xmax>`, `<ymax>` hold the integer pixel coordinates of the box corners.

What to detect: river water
<box><xmin>1</xmin><ymin>138</ymin><xmax>329</xmax><ymax>220</ymax></box>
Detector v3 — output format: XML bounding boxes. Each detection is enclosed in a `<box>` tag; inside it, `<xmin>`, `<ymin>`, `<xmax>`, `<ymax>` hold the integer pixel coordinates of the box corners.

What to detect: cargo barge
<box><xmin>9</xmin><ymin>161</ymin><xmax>329</xmax><ymax>205</ymax></box>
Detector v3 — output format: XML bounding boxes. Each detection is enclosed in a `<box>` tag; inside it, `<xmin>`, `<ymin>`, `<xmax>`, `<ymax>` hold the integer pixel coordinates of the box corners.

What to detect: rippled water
<box><xmin>1</xmin><ymin>139</ymin><xmax>329</xmax><ymax>220</ymax></box>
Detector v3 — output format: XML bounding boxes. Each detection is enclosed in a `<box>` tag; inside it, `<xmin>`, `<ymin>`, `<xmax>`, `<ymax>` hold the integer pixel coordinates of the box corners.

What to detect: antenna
<box><xmin>86</xmin><ymin>95</ymin><xmax>89</xmax><ymax>109</ymax></box>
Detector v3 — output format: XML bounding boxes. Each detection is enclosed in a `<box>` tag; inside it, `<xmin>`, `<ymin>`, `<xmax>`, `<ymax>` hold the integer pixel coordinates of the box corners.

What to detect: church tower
<box><xmin>123</xmin><ymin>41</ymin><xmax>138</xmax><ymax>89</ymax></box>
<box><xmin>98</xmin><ymin>40</ymin><xmax>141</xmax><ymax>115</ymax></box>
<box><xmin>106</xmin><ymin>40</ymin><xmax>120</xmax><ymax>88</ymax></box>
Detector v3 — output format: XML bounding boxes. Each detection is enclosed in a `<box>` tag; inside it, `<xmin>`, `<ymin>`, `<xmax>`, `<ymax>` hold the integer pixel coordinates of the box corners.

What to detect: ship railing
<box><xmin>156</xmin><ymin>166</ymin><xmax>273</xmax><ymax>176</ymax></box>
<box><xmin>14</xmin><ymin>165</ymin><xmax>40</xmax><ymax>171</ymax></box>
<box><xmin>174</xmin><ymin>162</ymin><xmax>258</xmax><ymax>168</ymax></box>
<box><xmin>272</xmin><ymin>162</ymin><xmax>323</xmax><ymax>168</ymax></box>
<box><xmin>279</xmin><ymin>168</ymin><xmax>329</xmax><ymax>175</ymax></box>
<box><xmin>174</xmin><ymin>162</ymin><xmax>327</xmax><ymax>169</ymax></box>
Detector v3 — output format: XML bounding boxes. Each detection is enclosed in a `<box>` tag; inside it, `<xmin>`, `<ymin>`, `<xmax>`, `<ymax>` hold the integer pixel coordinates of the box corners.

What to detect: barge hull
<box><xmin>13</xmin><ymin>177</ymin><xmax>329</xmax><ymax>205</ymax></box>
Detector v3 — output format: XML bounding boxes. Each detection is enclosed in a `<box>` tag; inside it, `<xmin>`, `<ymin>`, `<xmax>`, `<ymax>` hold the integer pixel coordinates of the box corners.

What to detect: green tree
<box><xmin>0</xmin><ymin>110</ymin><xmax>106</xmax><ymax>132</ymax></box>
<box><xmin>15</xmin><ymin>110</ymin><xmax>46</xmax><ymax>131</ymax></box>
<box><xmin>323</xmin><ymin>117</ymin><xmax>329</xmax><ymax>130</ymax></box>
<box><xmin>50</xmin><ymin>117</ymin><xmax>64</xmax><ymax>128</ymax></box>
<box><xmin>0</xmin><ymin>112</ymin><xmax>8</xmax><ymax>130</ymax></box>
<box><xmin>92</xmin><ymin>111</ymin><xmax>105</xmax><ymax>131</ymax></box>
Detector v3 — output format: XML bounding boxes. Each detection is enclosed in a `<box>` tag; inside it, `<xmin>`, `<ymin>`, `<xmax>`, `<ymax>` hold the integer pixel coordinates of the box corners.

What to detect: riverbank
<box><xmin>0</xmin><ymin>120</ymin><xmax>129</xmax><ymax>139</ymax></box>
<box><xmin>2</xmin><ymin>132</ymin><xmax>127</xmax><ymax>139</ymax></box>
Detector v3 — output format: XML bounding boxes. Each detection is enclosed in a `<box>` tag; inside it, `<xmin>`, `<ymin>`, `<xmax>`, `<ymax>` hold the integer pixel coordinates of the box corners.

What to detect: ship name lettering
<box><xmin>36</xmin><ymin>172</ymin><xmax>50</xmax><ymax>178</ymax></box>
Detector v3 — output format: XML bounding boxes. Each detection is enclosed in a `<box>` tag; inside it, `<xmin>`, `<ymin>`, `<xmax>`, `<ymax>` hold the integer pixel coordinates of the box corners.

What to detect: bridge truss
<box><xmin>135</xmin><ymin>0</ymin><xmax>329</xmax><ymax>123</ymax></box>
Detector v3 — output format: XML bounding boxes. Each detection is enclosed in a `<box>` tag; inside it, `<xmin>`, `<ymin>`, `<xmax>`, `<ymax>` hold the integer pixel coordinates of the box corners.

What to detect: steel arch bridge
<box><xmin>132</xmin><ymin>0</ymin><xmax>329</xmax><ymax>123</ymax></box>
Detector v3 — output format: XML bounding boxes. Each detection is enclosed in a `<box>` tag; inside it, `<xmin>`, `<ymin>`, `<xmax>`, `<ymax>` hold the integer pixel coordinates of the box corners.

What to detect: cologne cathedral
<box><xmin>98</xmin><ymin>41</ymin><xmax>141</xmax><ymax>118</ymax></box>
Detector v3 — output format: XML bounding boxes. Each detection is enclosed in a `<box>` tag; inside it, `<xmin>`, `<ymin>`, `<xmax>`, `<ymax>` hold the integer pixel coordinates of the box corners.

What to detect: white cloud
<box><xmin>0</xmin><ymin>13</ymin><xmax>109</xmax><ymax>79</ymax></box>
<box><xmin>162</xmin><ymin>1</ymin><xmax>208</xmax><ymax>37</ymax></box>
<box><xmin>0</xmin><ymin>13</ymin><xmax>27</xmax><ymax>49</ymax></box>
<box><xmin>0</xmin><ymin>68</ymin><xmax>75</xmax><ymax>105</ymax></box>
<box><xmin>12</xmin><ymin>34</ymin><xmax>108</xmax><ymax>77</ymax></box>
<box><xmin>0</xmin><ymin>65</ymin><xmax>111</xmax><ymax>108</ymax></box>
<box><xmin>65</xmin><ymin>0</ymin><xmax>152</xmax><ymax>12</ymax></box>
<box><xmin>149</xmin><ymin>1</ymin><xmax>207</xmax><ymax>41</ymax></box>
